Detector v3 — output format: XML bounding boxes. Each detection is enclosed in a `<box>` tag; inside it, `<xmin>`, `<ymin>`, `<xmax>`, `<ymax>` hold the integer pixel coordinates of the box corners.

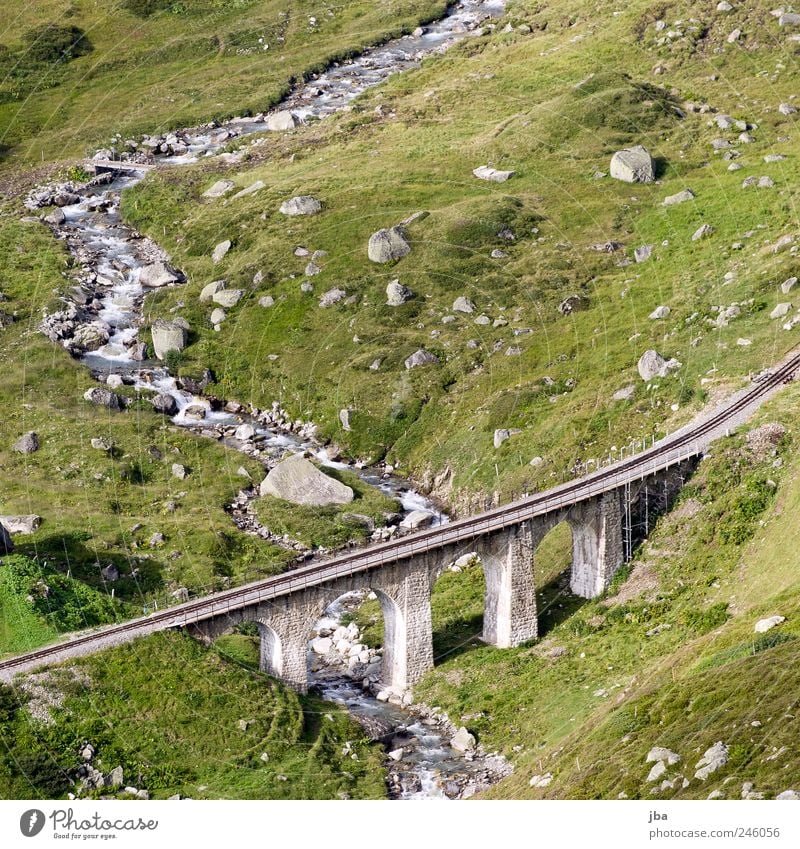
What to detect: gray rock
<box><xmin>212</xmin><ymin>288</ymin><xmax>244</xmax><ymax>308</ymax></box>
<box><xmin>203</xmin><ymin>180</ymin><xmax>235</xmax><ymax>199</ymax></box>
<box><xmin>635</xmin><ymin>244</ymin><xmax>654</xmax><ymax>263</ymax></box>
<box><xmin>151</xmin><ymin>394</ymin><xmax>178</xmax><ymax>416</ymax></box>
<box><xmin>13</xmin><ymin>431</ymin><xmax>39</xmax><ymax>454</ymax></box>
<box><xmin>754</xmin><ymin>615</ymin><xmax>785</xmax><ymax>633</ymax></box>
<box><xmin>662</xmin><ymin>188</ymin><xmax>695</xmax><ymax>206</ymax></box>
<box><xmin>0</xmin><ymin>515</ymin><xmax>41</xmax><ymax>534</ymax></box>
<box><xmin>386</xmin><ymin>280</ymin><xmax>414</xmax><ymax>306</ymax></box>
<box><xmin>778</xmin><ymin>12</ymin><xmax>800</xmax><ymax>26</ymax></box>
<box><xmin>172</xmin><ymin>463</ymin><xmax>187</xmax><ymax>480</ymax></box>
<box><xmin>101</xmin><ymin>563</ymin><xmax>119</xmax><ymax>582</ymax></box>
<box><xmin>319</xmin><ymin>288</ymin><xmax>347</xmax><ymax>307</ymax></box>
<box><xmin>259</xmin><ymin>295</ymin><xmax>275</xmax><ymax>308</ymax></box>
<box><xmin>695</xmin><ymin>741</ymin><xmax>729</xmax><ymax>780</ymax></box>
<box><xmin>231</xmin><ymin>181</ymin><xmax>265</xmax><ymax>200</ymax></box>
<box><xmin>83</xmin><ymin>387</ymin><xmax>123</xmax><ymax>410</ymax></box>
<box><xmin>451</xmin><ymin>727</ymin><xmax>476</xmax><ymax>753</ymax></box>
<box><xmin>400</xmin><ymin>510</ymin><xmax>435</xmax><ymax>530</ymax></box>
<box><xmin>692</xmin><ymin>223</ymin><xmax>714</xmax><ymax>241</ymax></box>
<box><xmin>212</xmin><ymin>240</ymin><xmax>232</xmax><ymax>264</ymax></box>
<box><xmin>260</xmin><ymin>454</ymin><xmax>354</xmax><ymax>506</ymax></box>
<box><xmin>638</xmin><ymin>349</ymin><xmax>679</xmax><ymax>381</ymax></box>
<box><xmin>151</xmin><ymin>320</ymin><xmax>188</xmax><ymax>361</ymax></box>
<box><xmin>210</xmin><ymin>308</ymin><xmax>226</xmax><ymax>325</ymax></box>
<box><xmin>647</xmin><ymin>747</ymin><xmax>681</xmax><ymax>765</ymax></box>
<box><xmin>404</xmin><ymin>349</ymin><xmax>439</xmax><ymax>369</ymax></box>
<box><xmin>612</xmin><ymin>384</ymin><xmax>636</xmax><ymax>401</ymax></box>
<box><xmin>610</xmin><ymin>145</ymin><xmax>655</xmax><ymax>183</ymax></box>
<box><xmin>776</xmin><ymin>790</ymin><xmax>800</xmax><ymax>800</ymax></box>
<box><xmin>472</xmin><ymin>165</ymin><xmax>515</xmax><ymax>182</ymax></box>
<box><xmin>781</xmin><ymin>277</ymin><xmax>797</xmax><ymax>294</ymax></box>
<box><xmin>647</xmin><ymin>761</ymin><xmax>667</xmax><ymax>782</ymax></box>
<box><xmin>649</xmin><ymin>305</ymin><xmax>670</xmax><ymax>320</ymax></box>
<box><xmin>494</xmin><ymin>429</ymin><xmax>511</xmax><ymax>448</ymax></box>
<box><xmin>779</xmin><ymin>103</ymin><xmax>797</xmax><ymax>116</ymax></box>
<box><xmin>90</xmin><ymin>437</ymin><xmax>113</xmax><ymax>452</ymax></box>
<box><xmin>339</xmin><ymin>409</ymin><xmax>352</xmax><ymax>432</ymax></box>
<box><xmin>279</xmin><ymin>196</ymin><xmax>322</xmax><ymax>216</ymax></box>
<box><xmin>453</xmin><ymin>296</ymin><xmax>476</xmax><ymax>314</ymax></box>
<box><xmin>199</xmin><ymin>280</ymin><xmax>226</xmax><ymax>303</ymax></box>
<box><xmin>266</xmin><ymin>110</ymin><xmax>300</xmax><ymax>131</ymax></box>
<box><xmin>368</xmin><ymin>227</ymin><xmax>411</xmax><ymax>263</ymax></box>
<box><xmin>139</xmin><ymin>261</ymin><xmax>181</xmax><ymax>288</ymax></box>
<box><xmin>770</xmin><ymin>303</ymin><xmax>792</xmax><ymax>320</ymax></box>
<box><xmin>559</xmin><ymin>295</ymin><xmax>585</xmax><ymax>315</ymax></box>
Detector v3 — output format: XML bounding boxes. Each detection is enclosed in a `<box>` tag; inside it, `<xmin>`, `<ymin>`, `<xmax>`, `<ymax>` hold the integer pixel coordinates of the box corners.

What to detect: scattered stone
<box><xmin>663</xmin><ymin>188</ymin><xmax>695</xmax><ymax>205</ymax></box>
<box><xmin>695</xmin><ymin>742</ymin><xmax>729</xmax><ymax>780</ymax></box>
<box><xmin>647</xmin><ymin>747</ymin><xmax>681</xmax><ymax>765</ymax></box>
<box><xmin>647</xmin><ymin>761</ymin><xmax>667</xmax><ymax>782</ymax></box>
<box><xmin>638</xmin><ymin>350</ymin><xmax>681</xmax><ymax>381</ymax></box>
<box><xmin>259</xmin><ymin>295</ymin><xmax>275</xmax><ymax>308</ymax></box>
<box><xmin>90</xmin><ymin>437</ymin><xmax>113</xmax><ymax>452</ymax></box>
<box><xmin>368</xmin><ymin>227</ymin><xmax>411</xmax><ymax>263</ymax></box>
<box><xmin>781</xmin><ymin>277</ymin><xmax>798</xmax><ymax>294</ymax></box>
<box><xmin>649</xmin><ymin>305</ymin><xmax>671</xmax><ymax>320</ymax></box>
<box><xmin>692</xmin><ymin>224</ymin><xmax>714</xmax><ymax>241</ymax></box>
<box><xmin>83</xmin><ymin>387</ymin><xmax>123</xmax><ymax>410</ymax></box>
<box><xmin>266</xmin><ymin>110</ymin><xmax>300</xmax><ymax>131</ymax></box>
<box><xmin>199</xmin><ymin>280</ymin><xmax>226</xmax><ymax>303</ymax></box>
<box><xmin>558</xmin><ymin>295</ymin><xmax>585</xmax><ymax>315</ymax></box>
<box><xmin>279</xmin><ymin>196</ymin><xmax>322</xmax><ymax>216</ymax></box>
<box><xmin>770</xmin><ymin>303</ymin><xmax>792</xmax><ymax>320</ymax></box>
<box><xmin>472</xmin><ymin>165</ymin><xmax>515</xmax><ymax>182</ymax></box>
<box><xmin>171</xmin><ymin>463</ymin><xmax>187</xmax><ymax>480</ymax></box>
<box><xmin>231</xmin><ymin>181</ymin><xmax>265</xmax><ymax>200</ymax></box>
<box><xmin>404</xmin><ymin>349</ymin><xmax>438</xmax><ymax>370</ymax></box>
<box><xmin>400</xmin><ymin>510</ymin><xmax>435</xmax><ymax>530</ymax></box>
<box><xmin>612</xmin><ymin>384</ymin><xmax>636</xmax><ymax>401</ymax></box>
<box><xmin>260</xmin><ymin>454</ymin><xmax>354</xmax><ymax>506</ymax></box>
<box><xmin>0</xmin><ymin>515</ymin><xmax>41</xmax><ymax>534</ymax></box>
<box><xmin>453</xmin><ymin>296</ymin><xmax>476</xmax><ymax>314</ymax></box>
<box><xmin>203</xmin><ymin>180</ymin><xmax>235</xmax><ymax>199</ymax></box>
<box><xmin>776</xmin><ymin>790</ymin><xmax>800</xmax><ymax>800</ymax></box>
<box><xmin>754</xmin><ymin>615</ymin><xmax>785</xmax><ymax>633</ymax></box>
<box><xmin>212</xmin><ymin>288</ymin><xmax>244</xmax><ymax>308</ymax></box>
<box><xmin>610</xmin><ymin>145</ymin><xmax>655</xmax><ymax>183</ymax></box>
<box><xmin>386</xmin><ymin>280</ymin><xmax>414</xmax><ymax>306</ymax></box>
<box><xmin>529</xmin><ymin>773</ymin><xmax>553</xmax><ymax>788</ymax></box>
<box><xmin>12</xmin><ymin>432</ymin><xmax>39</xmax><ymax>454</ymax></box>
<box><xmin>450</xmin><ymin>727</ymin><xmax>476</xmax><ymax>753</ymax></box>
<box><xmin>635</xmin><ymin>244</ymin><xmax>654</xmax><ymax>263</ymax></box>
<box><xmin>339</xmin><ymin>409</ymin><xmax>352</xmax><ymax>432</ymax></box>
<box><xmin>212</xmin><ymin>240</ymin><xmax>232</xmax><ymax>264</ymax></box>
<box><xmin>151</xmin><ymin>319</ymin><xmax>188</xmax><ymax>361</ymax></box>
<box><xmin>139</xmin><ymin>261</ymin><xmax>181</xmax><ymax>288</ymax></box>
<box><xmin>779</xmin><ymin>103</ymin><xmax>797</xmax><ymax>116</ymax></box>
<box><xmin>319</xmin><ymin>288</ymin><xmax>347</xmax><ymax>307</ymax></box>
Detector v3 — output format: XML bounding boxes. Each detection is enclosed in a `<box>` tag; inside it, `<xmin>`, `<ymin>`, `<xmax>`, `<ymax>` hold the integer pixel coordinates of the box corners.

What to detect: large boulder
<box><xmin>212</xmin><ymin>240</ymin><xmax>232</xmax><ymax>264</ymax></box>
<box><xmin>151</xmin><ymin>320</ymin><xmax>188</xmax><ymax>361</ymax></box>
<box><xmin>279</xmin><ymin>196</ymin><xmax>322</xmax><ymax>216</ymax></box>
<box><xmin>266</xmin><ymin>110</ymin><xmax>300</xmax><ymax>131</ymax></box>
<box><xmin>139</xmin><ymin>261</ymin><xmax>182</xmax><ymax>288</ymax></box>
<box><xmin>610</xmin><ymin>145</ymin><xmax>655</xmax><ymax>183</ymax></box>
<box><xmin>260</xmin><ymin>454</ymin><xmax>354</xmax><ymax>507</ymax></box>
<box><xmin>151</xmin><ymin>393</ymin><xmax>178</xmax><ymax>416</ymax></box>
<box><xmin>450</xmin><ymin>727</ymin><xmax>476</xmax><ymax>753</ymax></box>
<box><xmin>368</xmin><ymin>227</ymin><xmax>411</xmax><ymax>263</ymax></box>
<box><xmin>212</xmin><ymin>288</ymin><xmax>244</xmax><ymax>308</ymax></box>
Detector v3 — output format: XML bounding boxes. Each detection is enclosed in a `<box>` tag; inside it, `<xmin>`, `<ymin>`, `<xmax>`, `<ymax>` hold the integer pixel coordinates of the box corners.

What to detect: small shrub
<box><xmin>22</xmin><ymin>25</ymin><xmax>92</xmax><ymax>65</ymax></box>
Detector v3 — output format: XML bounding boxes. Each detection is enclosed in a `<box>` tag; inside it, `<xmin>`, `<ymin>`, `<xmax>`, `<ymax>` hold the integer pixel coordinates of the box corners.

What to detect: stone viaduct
<box><xmin>1</xmin><ymin>348</ymin><xmax>797</xmax><ymax>693</ymax></box>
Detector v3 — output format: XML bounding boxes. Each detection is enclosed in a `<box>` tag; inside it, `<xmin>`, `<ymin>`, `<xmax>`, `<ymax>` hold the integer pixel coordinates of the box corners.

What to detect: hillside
<box><xmin>1</xmin><ymin>0</ymin><xmax>800</xmax><ymax>802</ymax></box>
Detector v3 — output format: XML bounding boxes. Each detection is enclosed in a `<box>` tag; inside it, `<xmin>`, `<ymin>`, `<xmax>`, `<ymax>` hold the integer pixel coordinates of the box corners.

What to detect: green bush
<box><xmin>22</xmin><ymin>25</ymin><xmax>92</xmax><ymax>65</ymax></box>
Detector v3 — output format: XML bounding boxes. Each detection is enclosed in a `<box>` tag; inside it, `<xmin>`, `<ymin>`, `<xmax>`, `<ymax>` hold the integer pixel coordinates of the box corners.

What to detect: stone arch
<box><xmin>257</xmin><ymin>621</ymin><xmax>283</xmax><ymax>678</ymax></box>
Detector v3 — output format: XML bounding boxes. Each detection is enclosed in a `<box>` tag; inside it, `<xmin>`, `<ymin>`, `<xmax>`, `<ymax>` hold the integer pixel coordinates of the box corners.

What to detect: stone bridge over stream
<box><xmin>1</xmin><ymin>348</ymin><xmax>798</xmax><ymax>693</ymax></box>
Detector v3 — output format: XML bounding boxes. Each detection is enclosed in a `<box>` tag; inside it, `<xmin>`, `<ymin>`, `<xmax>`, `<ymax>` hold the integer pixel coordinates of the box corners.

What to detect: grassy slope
<box><xmin>122</xmin><ymin>0</ymin><xmax>800</xmax><ymax>508</ymax></box>
<box><xmin>0</xmin><ymin>0</ymin><xmax>445</xmax><ymax>166</ymax></box>
<box><xmin>414</xmin><ymin>385</ymin><xmax>800</xmax><ymax>799</ymax></box>
<box><xmin>0</xmin><ymin>631</ymin><xmax>386</xmax><ymax>800</ymax></box>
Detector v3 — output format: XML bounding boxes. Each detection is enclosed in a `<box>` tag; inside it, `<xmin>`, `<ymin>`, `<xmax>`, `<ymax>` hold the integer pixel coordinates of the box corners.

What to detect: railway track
<box><xmin>2</xmin><ymin>348</ymin><xmax>798</xmax><ymax>680</ymax></box>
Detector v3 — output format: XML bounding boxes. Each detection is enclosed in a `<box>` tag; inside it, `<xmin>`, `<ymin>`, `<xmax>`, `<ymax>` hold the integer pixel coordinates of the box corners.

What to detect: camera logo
<box><xmin>19</xmin><ymin>810</ymin><xmax>46</xmax><ymax>838</ymax></box>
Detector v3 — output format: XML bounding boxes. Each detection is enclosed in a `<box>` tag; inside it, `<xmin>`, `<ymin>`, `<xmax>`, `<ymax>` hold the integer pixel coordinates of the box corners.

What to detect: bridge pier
<box><xmin>478</xmin><ymin>522</ymin><xmax>538</xmax><ymax>648</ymax></box>
<box><xmin>568</xmin><ymin>490</ymin><xmax>625</xmax><ymax>598</ymax></box>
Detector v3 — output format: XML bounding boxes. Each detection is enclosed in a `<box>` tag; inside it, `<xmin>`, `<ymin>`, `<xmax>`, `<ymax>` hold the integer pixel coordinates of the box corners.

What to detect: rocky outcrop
<box><xmin>260</xmin><ymin>454</ymin><xmax>354</xmax><ymax>506</ymax></box>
